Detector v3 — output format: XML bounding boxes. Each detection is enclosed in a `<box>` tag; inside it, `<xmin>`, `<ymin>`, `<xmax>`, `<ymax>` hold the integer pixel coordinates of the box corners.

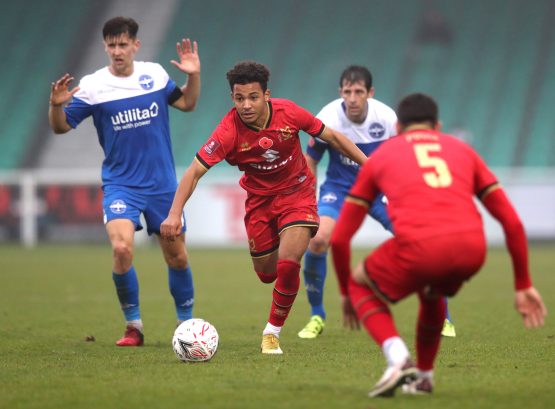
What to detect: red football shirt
<box><xmin>350</xmin><ymin>129</ymin><xmax>498</xmax><ymax>241</ymax></box>
<box><xmin>196</xmin><ymin>98</ymin><xmax>325</xmax><ymax>195</ymax></box>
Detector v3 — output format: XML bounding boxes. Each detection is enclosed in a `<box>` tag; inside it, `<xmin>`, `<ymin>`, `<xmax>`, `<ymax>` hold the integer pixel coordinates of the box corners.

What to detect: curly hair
<box><xmin>226</xmin><ymin>61</ymin><xmax>270</xmax><ymax>92</ymax></box>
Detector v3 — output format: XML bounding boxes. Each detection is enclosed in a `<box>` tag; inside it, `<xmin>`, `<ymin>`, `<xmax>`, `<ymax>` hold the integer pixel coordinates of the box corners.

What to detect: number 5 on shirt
<box><xmin>413</xmin><ymin>143</ymin><xmax>453</xmax><ymax>188</ymax></box>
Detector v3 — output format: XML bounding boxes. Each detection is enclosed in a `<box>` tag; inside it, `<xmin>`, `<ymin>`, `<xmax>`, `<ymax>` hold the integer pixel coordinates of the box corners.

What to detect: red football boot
<box><xmin>115</xmin><ymin>325</ymin><xmax>144</xmax><ymax>347</ymax></box>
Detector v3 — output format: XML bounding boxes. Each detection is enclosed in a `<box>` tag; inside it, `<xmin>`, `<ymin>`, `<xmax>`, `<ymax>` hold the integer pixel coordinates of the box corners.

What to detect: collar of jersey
<box><xmin>241</xmin><ymin>101</ymin><xmax>273</xmax><ymax>132</ymax></box>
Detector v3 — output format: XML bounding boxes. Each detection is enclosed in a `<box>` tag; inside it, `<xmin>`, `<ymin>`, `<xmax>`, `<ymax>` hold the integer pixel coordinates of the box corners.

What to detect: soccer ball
<box><xmin>172</xmin><ymin>318</ymin><xmax>219</xmax><ymax>362</ymax></box>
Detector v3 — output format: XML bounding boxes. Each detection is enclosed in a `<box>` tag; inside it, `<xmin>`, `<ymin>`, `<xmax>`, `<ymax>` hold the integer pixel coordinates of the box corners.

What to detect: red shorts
<box><xmin>244</xmin><ymin>184</ymin><xmax>319</xmax><ymax>257</ymax></box>
<box><xmin>363</xmin><ymin>231</ymin><xmax>486</xmax><ymax>302</ymax></box>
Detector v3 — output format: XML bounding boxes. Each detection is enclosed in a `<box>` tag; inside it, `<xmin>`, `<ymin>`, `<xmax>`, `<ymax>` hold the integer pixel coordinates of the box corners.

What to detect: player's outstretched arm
<box><xmin>330</xmin><ymin>198</ymin><xmax>368</xmax><ymax>294</ymax></box>
<box><xmin>161</xmin><ymin>159</ymin><xmax>207</xmax><ymax>240</ymax></box>
<box><xmin>341</xmin><ymin>295</ymin><xmax>360</xmax><ymax>330</ymax></box>
<box><xmin>481</xmin><ymin>185</ymin><xmax>547</xmax><ymax>328</ymax></box>
<box><xmin>481</xmin><ymin>185</ymin><xmax>531</xmax><ymax>289</ymax></box>
<box><xmin>171</xmin><ymin>38</ymin><xmax>200</xmax><ymax>112</ymax></box>
<box><xmin>318</xmin><ymin>127</ymin><xmax>367</xmax><ymax>166</ymax></box>
<box><xmin>331</xmin><ymin>199</ymin><xmax>368</xmax><ymax>329</ymax></box>
<box><xmin>49</xmin><ymin>73</ymin><xmax>79</xmax><ymax>134</ymax></box>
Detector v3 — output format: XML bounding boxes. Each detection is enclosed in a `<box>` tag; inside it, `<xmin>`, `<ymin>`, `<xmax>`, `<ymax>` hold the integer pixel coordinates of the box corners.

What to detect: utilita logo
<box><xmin>111</xmin><ymin>102</ymin><xmax>159</xmax><ymax>130</ymax></box>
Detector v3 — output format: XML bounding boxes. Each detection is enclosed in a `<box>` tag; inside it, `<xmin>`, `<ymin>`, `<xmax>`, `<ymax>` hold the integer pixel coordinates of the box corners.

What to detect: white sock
<box><xmin>263</xmin><ymin>322</ymin><xmax>282</xmax><ymax>337</ymax></box>
<box><xmin>127</xmin><ymin>319</ymin><xmax>143</xmax><ymax>331</ymax></box>
<box><xmin>382</xmin><ymin>336</ymin><xmax>410</xmax><ymax>367</ymax></box>
<box><xmin>418</xmin><ymin>369</ymin><xmax>434</xmax><ymax>380</ymax></box>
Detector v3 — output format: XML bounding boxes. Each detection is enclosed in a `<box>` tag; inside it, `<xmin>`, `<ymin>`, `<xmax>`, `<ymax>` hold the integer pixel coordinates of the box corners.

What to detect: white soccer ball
<box><xmin>172</xmin><ymin>318</ymin><xmax>219</xmax><ymax>362</ymax></box>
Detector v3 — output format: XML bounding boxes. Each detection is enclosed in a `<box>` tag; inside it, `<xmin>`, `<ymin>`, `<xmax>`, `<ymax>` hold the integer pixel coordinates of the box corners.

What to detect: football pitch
<box><xmin>1</xmin><ymin>244</ymin><xmax>553</xmax><ymax>409</ymax></box>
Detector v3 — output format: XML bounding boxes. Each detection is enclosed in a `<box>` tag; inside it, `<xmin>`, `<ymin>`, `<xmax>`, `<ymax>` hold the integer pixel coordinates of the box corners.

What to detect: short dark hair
<box><xmin>339</xmin><ymin>65</ymin><xmax>373</xmax><ymax>90</ymax></box>
<box><xmin>226</xmin><ymin>61</ymin><xmax>270</xmax><ymax>92</ymax></box>
<box><xmin>102</xmin><ymin>17</ymin><xmax>139</xmax><ymax>40</ymax></box>
<box><xmin>397</xmin><ymin>93</ymin><xmax>439</xmax><ymax>128</ymax></box>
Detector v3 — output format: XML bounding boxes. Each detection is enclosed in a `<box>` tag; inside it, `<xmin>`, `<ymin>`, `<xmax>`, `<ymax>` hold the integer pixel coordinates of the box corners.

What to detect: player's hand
<box><xmin>341</xmin><ymin>295</ymin><xmax>360</xmax><ymax>330</ymax></box>
<box><xmin>515</xmin><ymin>286</ymin><xmax>547</xmax><ymax>328</ymax></box>
<box><xmin>160</xmin><ymin>214</ymin><xmax>182</xmax><ymax>241</ymax></box>
<box><xmin>50</xmin><ymin>73</ymin><xmax>79</xmax><ymax>106</ymax></box>
<box><xmin>171</xmin><ymin>38</ymin><xmax>200</xmax><ymax>75</ymax></box>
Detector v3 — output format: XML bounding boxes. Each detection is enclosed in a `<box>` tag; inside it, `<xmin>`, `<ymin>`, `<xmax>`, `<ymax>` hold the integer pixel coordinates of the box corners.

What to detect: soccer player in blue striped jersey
<box><xmin>48</xmin><ymin>17</ymin><xmax>200</xmax><ymax>346</ymax></box>
<box><xmin>298</xmin><ymin>66</ymin><xmax>396</xmax><ymax>339</ymax></box>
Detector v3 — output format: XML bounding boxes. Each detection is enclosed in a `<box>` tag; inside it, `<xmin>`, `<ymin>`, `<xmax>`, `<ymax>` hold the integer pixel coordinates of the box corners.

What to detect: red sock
<box><xmin>348</xmin><ymin>276</ymin><xmax>398</xmax><ymax>345</ymax></box>
<box><xmin>416</xmin><ymin>293</ymin><xmax>445</xmax><ymax>370</ymax></box>
<box><xmin>256</xmin><ymin>270</ymin><xmax>277</xmax><ymax>283</ymax></box>
<box><xmin>268</xmin><ymin>260</ymin><xmax>300</xmax><ymax>327</ymax></box>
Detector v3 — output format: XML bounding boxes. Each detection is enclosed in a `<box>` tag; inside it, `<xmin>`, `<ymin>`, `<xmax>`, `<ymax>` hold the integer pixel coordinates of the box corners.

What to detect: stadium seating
<box><xmin>156</xmin><ymin>0</ymin><xmax>555</xmax><ymax>168</ymax></box>
<box><xmin>518</xmin><ymin>1</ymin><xmax>555</xmax><ymax>167</ymax></box>
<box><xmin>157</xmin><ymin>0</ymin><xmax>414</xmax><ymax>165</ymax></box>
<box><xmin>1</xmin><ymin>0</ymin><xmax>553</xmax><ymax>169</ymax></box>
<box><xmin>0</xmin><ymin>0</ymin><xmax>100</xmax><ymax>169</ymax></box>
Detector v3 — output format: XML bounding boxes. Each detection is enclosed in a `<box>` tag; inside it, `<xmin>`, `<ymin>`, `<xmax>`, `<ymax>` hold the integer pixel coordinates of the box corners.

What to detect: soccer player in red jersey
<box><xmin>161</xmin><ymin>61</ymin><xmax>368</xmax><ymax>354</ymax></box>
<box><xmin>330</xmin><ymin>93</ymin><xmax>547</xmax><ymax>397</ymax></box>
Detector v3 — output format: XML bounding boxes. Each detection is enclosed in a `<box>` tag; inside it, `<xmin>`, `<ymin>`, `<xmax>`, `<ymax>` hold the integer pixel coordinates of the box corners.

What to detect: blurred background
<box><xmin>0</xmin><ymin>0</ymin><xmax>554</xmax><ymax>247</ymax></box>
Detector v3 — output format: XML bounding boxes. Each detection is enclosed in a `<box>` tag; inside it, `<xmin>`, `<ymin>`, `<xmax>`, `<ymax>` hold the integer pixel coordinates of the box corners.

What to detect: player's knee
<box><xmin>112</xmin><ymin>241</ymin><xmax>133</xmax><ymax>264</ymax></box>
<box><xmin>348</xmin><ymin>275</ymin><xmax>388</xmax><ymax>320</ymax></box>
<box><xmin>166</xmin><ymin>252</ymin><xmax>188</xmax><ymax>270</ymax></box>
<box><xmin>309</xmin><ymin>235</ymin><xmax>330</xmax><ymax>254</ymax></box>
<box><xmin>352</xmin><ymin>263</ymin><xmax>367</xmax><ymax>285</ymax></box>
<box><xmin>256</xmin><ymin>270</ymin><xmax>277</xmax><ymax>284</ymax></box>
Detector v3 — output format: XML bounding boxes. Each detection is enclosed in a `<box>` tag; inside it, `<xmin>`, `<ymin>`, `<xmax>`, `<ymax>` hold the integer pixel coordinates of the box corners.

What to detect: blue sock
<box><xmin>303</xmin><ymin>250</ymin><xmax>327</xmax><ymax>320</ymax></box>
<box><xmin>169</xmin><ymin>266</ymin><xmax>194</xmax><ymax>321</ymax></box>
<box><xmin>445</xmin><ymin>297</ymin><xmax>453</xmax><ymax>322</ymax></box>
<box><xmin>112</xmin><ymin>266</ymin><xmax>140</xmax><ymax>321</ymax></box>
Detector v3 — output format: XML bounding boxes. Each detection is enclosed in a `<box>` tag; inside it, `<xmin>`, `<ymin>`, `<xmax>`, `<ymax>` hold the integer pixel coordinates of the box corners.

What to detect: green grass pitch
<box><xmin>1</xmin><ymin>244</ymin><xmax>553</xmax><ymax>409</ymax></box>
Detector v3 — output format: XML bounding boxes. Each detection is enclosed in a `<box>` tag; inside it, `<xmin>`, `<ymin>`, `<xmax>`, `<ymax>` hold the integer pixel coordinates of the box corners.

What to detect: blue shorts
<box><xmin>318</xmin><ymin>186</ymin><xmax>348</xmax><ymax>220</ymax></box>
<box><xmin>102</xmin><ymin>189</ymin><xmax>186</xmax><ymax>236</ymax></box>
<box><xmin>318</xmin><ymin>184</ymin><xmax>392</xmax><ymax>232</ymax></box>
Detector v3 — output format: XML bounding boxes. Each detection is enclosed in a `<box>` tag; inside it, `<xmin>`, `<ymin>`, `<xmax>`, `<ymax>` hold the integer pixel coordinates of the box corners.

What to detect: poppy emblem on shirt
<box><xmin>259</xmin><ymin>137</ymin><xmax>273</xmax><ymax>149</ymax></box>
<box><xmin>139</xmin><ymin>75</ymin><xmax>154</xmax><ymax>90</ymax></box>
<box><xmin>204</xmin><ymin>139</ymin><xmax>221</xmax><ymax>155</ymax></box>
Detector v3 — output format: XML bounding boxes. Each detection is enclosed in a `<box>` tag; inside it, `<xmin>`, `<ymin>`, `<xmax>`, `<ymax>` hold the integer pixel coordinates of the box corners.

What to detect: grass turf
<box><xmin>0</xmin><ymin>244</ymin><xmax>553</xmax><ymax>409</ymax></box>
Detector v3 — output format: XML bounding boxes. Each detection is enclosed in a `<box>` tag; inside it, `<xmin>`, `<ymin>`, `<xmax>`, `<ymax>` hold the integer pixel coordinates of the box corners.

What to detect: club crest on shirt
<box><xmin>259</xmin><ymin>137</ymin><xmax>274</xmax><ymax>149</ymax></box>
<box><xmin>278</xmin><ymin>126</ymin><xmax>293</xmax><ymax>142</ymax></box>
<box><xmin>204</xmin><ymin>139</ymin><xmax>221</xmax><ymax>155</ymax></box>
<box><xmin>368</xmin><ymin>122</ymin><xmax>386</xmax><ymax>139</ymax></box>
<box><xmin>138</xmin><ymin>74</ymin><xmax>154</xmax><ymax>90</ymax></box>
